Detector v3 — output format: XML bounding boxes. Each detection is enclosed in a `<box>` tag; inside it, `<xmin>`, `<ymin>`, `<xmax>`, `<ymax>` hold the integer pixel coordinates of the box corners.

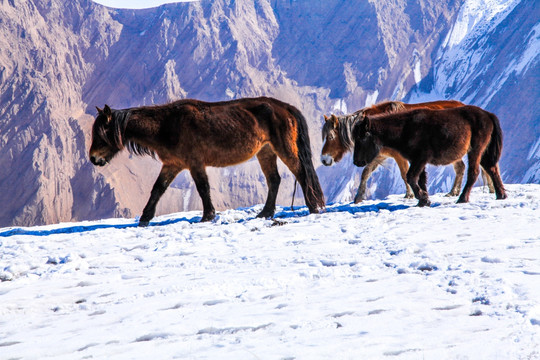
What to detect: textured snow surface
<box><xmin>1</xmin><ymin>184</ymin><xmax>539</xmax><ymax>359</ymax></box>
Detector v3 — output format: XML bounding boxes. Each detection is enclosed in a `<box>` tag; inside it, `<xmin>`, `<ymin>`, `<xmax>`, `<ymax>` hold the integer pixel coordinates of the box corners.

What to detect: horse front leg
<box><xmin>354</xmin><ymin>158</ymin><xmax>380</xmax><ymax>203</ymax></box>
<box><xmin>392</xmin><ymin>153</ymin><xmax>414</xmax><ymax>199</ymax></box>
<box><xmin>407</xmin><ymin>161</ymin><xmax>430</xmax><ymax>207</ymax></box>
<box><xmin>190</xmin><ymin>166</ymin><xmax>215</xmax><ymax>222</ymax></box>
<box><xmin>139</xmin><ymin>165</ymin><xmax>181</xmax><ymax>227</ymax></box>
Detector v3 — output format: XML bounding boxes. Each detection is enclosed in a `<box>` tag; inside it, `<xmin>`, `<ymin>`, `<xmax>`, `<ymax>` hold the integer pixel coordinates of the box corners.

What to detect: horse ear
<box><xmin>323</xmin><ymin>115</ymin><xmax>329</xmax><ymax>121</ymax></box>
<box><xmin>96</xmin><ymin>106</ymin><xmax>103</xmax><ymax>114</ymax></box>
<box><xmin>364</xmin><ymin>116</ymin><xmax>371</xmax><ymax>132</ymax></box>
<box><xmin>103</xmin><ymin>105</ymin><xmax>112</xmax><ymax>116</ymax></box>
<box><xmin>330</xmin><ymin>114</ymin><xmax>338</xmax><ymax>128</ymax></box>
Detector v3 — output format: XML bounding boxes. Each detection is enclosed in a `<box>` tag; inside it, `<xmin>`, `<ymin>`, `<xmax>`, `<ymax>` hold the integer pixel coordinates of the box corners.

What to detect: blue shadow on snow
<box><xmin>0</xmin><ymin>201</ymin><xmax>409</xmax><ymax>238</ymax></box>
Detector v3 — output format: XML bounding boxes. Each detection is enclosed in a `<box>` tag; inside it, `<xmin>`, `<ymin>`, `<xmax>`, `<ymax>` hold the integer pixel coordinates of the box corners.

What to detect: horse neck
<box><xmin>121</xmin><ymin>108</ymin><xmax>161</xmax><ymax>154</ymax></box>
<box><xmin>123</xmin><ymin>108</ymin><xmax>158</xmax><ymax>141</ymax></box>
<box><xmin>370</xmin><ymin>115</ymin><xmax>402</xmax><ymax>145</ymax></box>
<box><xmin>339</xmin><ymin>115</ymin><xmax>359</xmax><ymax>151</ymax></box>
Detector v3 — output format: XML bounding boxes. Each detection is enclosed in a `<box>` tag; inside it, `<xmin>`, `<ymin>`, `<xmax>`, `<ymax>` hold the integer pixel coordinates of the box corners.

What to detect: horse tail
<box><xmin>482</xmin><ymin>111</ymin><xmax>504</xmax><ymax>167</ymax></box>
<box><xmin>289</xmin><ymin>106</ymin><xmax>326</xmax><ymax>213</ymax></box>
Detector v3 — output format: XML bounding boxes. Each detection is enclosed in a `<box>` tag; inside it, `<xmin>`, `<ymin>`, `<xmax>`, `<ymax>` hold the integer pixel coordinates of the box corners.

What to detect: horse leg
<box><xmin>276</xmin><ymin>153</ymin><xmax>321</xmax><ymax>213</ymax></box>
<box><xmin>256</xmin><ymin>145</ymin><xmax>281</xmax><ymax>218</ymax></box>
<box><xmin>447</xmin><ymin>160</ymin><xmax>465</xmax><ymax>197</ymax></box>
<box><xmin>457</xmin><ymin>152</ymin><xmax>482</xmax><ymax>203</ymax></box>
<box><xmin>407</xmin><ymin>161</ymin><xmax>430</xmax><ymax>207</ymax></box>
<box><xmin>419</xmin><ymin>168</ymin><xmax>428</xmax><ymax>192</ymax></box>
<box><xmin>393</xmin><ymin>153</ymin><xmax>414</xmax><ymax>199</ymax></box>
<box><xmin>480</xmin><ymin>166</ymin><xmax>496</xmax><ymax>193</ymax></box>
<box><xmin>354</xmin><ymin>157</ymin><xmax>381</xmax><ymax>203</ymax></box>
<box><xmin>190</xmin><ymin>166</ymin><xmax>216</xmax><ymax>222</ymax></box>
<box><xmin>140</xmin><ymin>165</ymin><xmax>181</xmax><ymax>226</ymax></box>
<box><xmin>480</xmin><ymin>160</ymin><xmax>507</xmax><ymax>200</ymax></box>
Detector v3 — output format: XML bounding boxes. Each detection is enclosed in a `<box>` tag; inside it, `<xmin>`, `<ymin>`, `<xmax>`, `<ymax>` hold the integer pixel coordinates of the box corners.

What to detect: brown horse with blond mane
<box><xmin>89</xmin><ymin>97</ymin><xmax>325</xmax><ymax>226</ymax></box>
<box><xmin>321</xmin><ymin>100</ymin><xmax>494</xmax><ymax>202</ymax></box>
<box><xmin>352</xmin><ymin>105</ymin><xmax>507</xmax><ymax>207</ymax></box>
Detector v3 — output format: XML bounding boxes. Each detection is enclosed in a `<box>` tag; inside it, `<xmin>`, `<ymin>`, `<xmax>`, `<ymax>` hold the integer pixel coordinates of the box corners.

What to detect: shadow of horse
<box><xmin>0</xmin><ymin>201</ymin><xmax>410</xmax><ymax>237</ymax></box>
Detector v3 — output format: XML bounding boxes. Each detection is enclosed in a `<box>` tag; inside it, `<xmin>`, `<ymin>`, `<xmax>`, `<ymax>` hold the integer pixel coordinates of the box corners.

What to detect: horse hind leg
<box><xmin>140</xmin><ymin>165</ymin><xmax>182</xmax><ymax>226</ymax></box>
<box><xmin>256</xmin><ymin>145</ymin><xmax>281</xmax><ymax>218</ymax></box>
<box><xmin>457</xmin><ymin>152</ymin><xmax>482</xmax><ymax>204</ymax></box>
<box><xmin>446</xmin><ymin>160</ymin><xmax>465</xmax><ymax>197</ymax></box>
<box><xmin>480</xmin><ymin>160</ymin><xmax>507</xmax><ymax>200</ymax></box>
<box><xmin>480</xmin><ymin>166</ymin><xmax>496</xmax><ymax>193</ymax></box>
<box><xmin>419</xmin><ymin>168</ymin><xmax>428</xmax><ymax>193</ymax></box>
<box><xmin>190</xmin><ymin>166</ymin><xmax>216</xmax><ymax>222</ymax></box>
<box><xmin>276</xmin><ymin>149</ymin><xmax>325</xmax><ymax>214</ymax></box>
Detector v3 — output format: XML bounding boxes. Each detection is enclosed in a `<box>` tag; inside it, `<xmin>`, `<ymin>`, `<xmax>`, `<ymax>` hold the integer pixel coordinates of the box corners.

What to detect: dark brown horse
<box><xmin>321</xmin><ymin>100</ymin><xmax>494</xmax><ymax>203</ymax></box>
<box><xmin>89</xmin><ymin>97</ymin><xmax>325</xmax><ymax>226</ymax></box>
<box><xmin>352</xmin><ymin>105</ymin><xmax>507</xmax><ymax>207</ymax></box>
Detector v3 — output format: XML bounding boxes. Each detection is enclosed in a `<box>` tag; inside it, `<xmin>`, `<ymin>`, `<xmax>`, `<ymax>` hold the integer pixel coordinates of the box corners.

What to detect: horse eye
<box><xmin>365</xmin><ymin>131</ymin><xmax>371</xmax><ymax>137</ymax></box>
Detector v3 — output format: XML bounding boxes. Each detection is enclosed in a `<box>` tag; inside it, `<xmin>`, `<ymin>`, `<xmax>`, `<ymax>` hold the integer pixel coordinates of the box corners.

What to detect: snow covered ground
<box><xmin>1</xmin><ymin>184</ymin><xmax>539</xmax><ymax>359</ymax></box>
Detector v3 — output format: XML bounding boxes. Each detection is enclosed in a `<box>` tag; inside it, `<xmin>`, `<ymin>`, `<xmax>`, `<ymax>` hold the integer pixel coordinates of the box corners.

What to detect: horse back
<box><xmin>145</xmin><ymin>97</ymin><xmax>303</xmax><ymax>167</ymax></box>
<box><xmin>404</xmin><ymin>100</ymin><xmax>464</xmax><ymax>110</ymax></box>
<box><xmin>373</xmin><ymin>106</ymin><xmax>493</xmax><ymax>165</ymax></box>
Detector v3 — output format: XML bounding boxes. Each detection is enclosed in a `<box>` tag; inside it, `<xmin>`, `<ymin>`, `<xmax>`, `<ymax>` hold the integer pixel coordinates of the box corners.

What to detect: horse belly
<box><xmin>429</xmin><ymin>132</ymin><xmax>471</xmax><ymax>166</ymax></box>
<box><xmin>203</xmin><ymin>138</ymin><xmax>267</xmax><ymax>167</ymax></box>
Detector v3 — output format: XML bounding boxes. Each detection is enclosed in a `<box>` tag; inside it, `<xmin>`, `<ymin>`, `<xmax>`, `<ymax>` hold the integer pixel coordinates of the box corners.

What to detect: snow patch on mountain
<box><xmin>410</xmin><ymin>0</ymin><xmax>522</xmax><ymax>105</ymax></box>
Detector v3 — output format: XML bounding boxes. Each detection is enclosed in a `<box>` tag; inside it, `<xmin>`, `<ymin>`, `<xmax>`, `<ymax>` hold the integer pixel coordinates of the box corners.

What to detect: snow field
<box><xmin>1</xmin><ymin>184</ymin><xmax>539</xmax><ymax>359</ymax></box>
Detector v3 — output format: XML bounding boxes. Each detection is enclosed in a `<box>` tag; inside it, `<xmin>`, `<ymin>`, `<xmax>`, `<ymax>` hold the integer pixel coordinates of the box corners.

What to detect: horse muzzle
<box><xmin>321</xmin><ymin>154</ymin><xmax>335</xmax><ymax>166</ymax></box>
<box><xmin>90</xmin><ymin>155</ymin><xmax>107</xmax><ymax>166</ymax></box>
<box><xmin>353</xmin><ymin>158</ymin><xmax>367</xmax><ymax>167</ymax></box>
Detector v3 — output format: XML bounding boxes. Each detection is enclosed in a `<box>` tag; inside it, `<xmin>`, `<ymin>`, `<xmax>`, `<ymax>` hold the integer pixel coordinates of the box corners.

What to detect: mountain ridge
<box><xmin>0</xmin><ymin>0</ymin><xmax>537</xmax><ymax>227</ymax></box>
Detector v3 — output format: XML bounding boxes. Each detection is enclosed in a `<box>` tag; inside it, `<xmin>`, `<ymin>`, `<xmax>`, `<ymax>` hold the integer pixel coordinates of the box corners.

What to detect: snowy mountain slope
<box><xmin>319</xmin><ymin>0</ymin><xmax>540</xmax><ymax>203</ymax></box>
<box><xmin>407</xmin><ymin>0</ymin><xmax>540</xmax><ymax>189</ymax></box>
<box><xmin>1</xmin><ymin>184</ymin><xmax>539</xmax><ymax>359</ymax></box>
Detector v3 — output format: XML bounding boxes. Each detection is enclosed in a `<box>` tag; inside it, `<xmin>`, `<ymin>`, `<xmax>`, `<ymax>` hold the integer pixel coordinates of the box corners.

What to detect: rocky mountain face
<box><xmin>0</xmin><ymin>0</ymin><xmax>537</xmax><ymax>227</ymax></box>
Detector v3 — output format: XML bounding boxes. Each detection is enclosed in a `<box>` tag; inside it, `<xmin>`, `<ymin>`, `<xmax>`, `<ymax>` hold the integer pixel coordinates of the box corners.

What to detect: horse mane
<box><xmin>322</xmin><ymin>113</ymin><xmax>358</xmax><ymax>151</ymax></box>
<box><xmin>102</xmin><ymin>109</ymin><xmax>155</xmax><ymax>158</ymax></box>
<box><xmin>323</xmin><ymin>100</ymin><xmax>407</xmax><ymax>151</ymax></box>
<box><xmin>365</xmin><ymin>100</ymin><xmax>406</xmax><ymax>115</ymax></box>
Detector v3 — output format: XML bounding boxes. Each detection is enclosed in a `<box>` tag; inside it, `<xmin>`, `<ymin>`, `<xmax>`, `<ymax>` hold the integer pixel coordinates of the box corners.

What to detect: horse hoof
<box><xmin>456</xmin><ymin>197</ymin><xmax>468</xmax><ymax>204</ymax></box>
<box><xmin>417</xmin><ymin>199</ymin><xmax>431</xmax><ymax>207</ymax></box>
<box><xmin>308</xmin><ymin>207</ymin><xmax>325</xmax><ymax>214</ymax></box>
<box><xmin>353</xmin><ymin>197</ymin><xmax>363</xmax><ymax>204</ymax></box>
<box><xmin>200</xmin><ymin>214</ymin><xmax>216</xmax><ymax>222</ymax></box>
<box><xmin>138</xmin><ymin>221</ymin><xmax>150</xmax><ymax>227</ymax></box>
<box><xmin>256</xmin><ymin>211</ymin><xmax>275</xmax><ymax>219</ymax></box>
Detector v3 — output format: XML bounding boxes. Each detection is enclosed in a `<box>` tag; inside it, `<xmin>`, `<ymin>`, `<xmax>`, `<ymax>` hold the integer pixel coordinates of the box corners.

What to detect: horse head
<box><xmin>321</xmin><ymin>114</ymin><xmax>345</xmax><ymax>166</ymax></box>
<box><xmin>352</xmin><ymin>116</ymin><xmax>381</xmax><ymax>167</ymax></box>
<box><xmin>89</xmin><ymin>105</ymin><xmax>122</xmax><ymax>166</ymax></box>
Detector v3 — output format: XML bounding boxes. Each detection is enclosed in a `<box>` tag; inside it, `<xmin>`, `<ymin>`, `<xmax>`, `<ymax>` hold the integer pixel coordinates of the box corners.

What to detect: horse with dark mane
<box><xmin>321</xmin><ymin>100</ymin><xmax>494</xmax><ymax>203</ymax></box>
<box><xmin>89</xmin><ymin>97</ymin><xmax>325</xmax><ymax>226</ymax></box>
<box><xmin>321</xmin><ymin>100</ymin><xmax>495</xmax><ymax>203</ymax></box>
<box><xmin>352</xmin><ymin>105</ymin><xmax>507</xmax><ymax>207</ymax></box>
